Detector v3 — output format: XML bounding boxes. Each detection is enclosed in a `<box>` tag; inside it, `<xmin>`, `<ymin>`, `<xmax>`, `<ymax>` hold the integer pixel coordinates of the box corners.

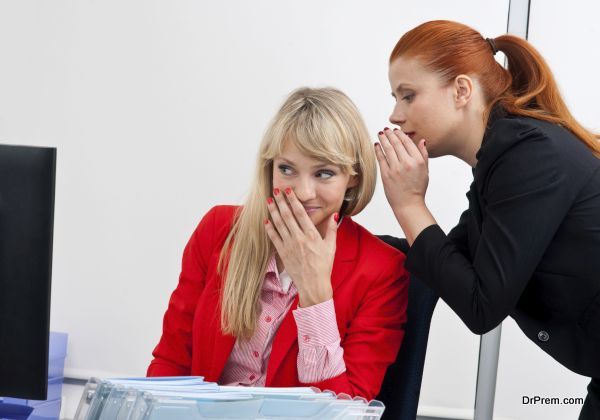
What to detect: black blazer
<box><xmin>405</xmin><ymin>108</ymin><xmax>600</xmax><ymax>377</ymax></box>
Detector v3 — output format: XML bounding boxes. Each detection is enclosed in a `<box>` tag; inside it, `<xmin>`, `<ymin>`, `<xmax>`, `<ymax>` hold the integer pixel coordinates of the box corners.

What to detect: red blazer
<box><xmin>147</xmin><ymin>205</ymin><xmax>408</xmax><ymax>400</ymax></box>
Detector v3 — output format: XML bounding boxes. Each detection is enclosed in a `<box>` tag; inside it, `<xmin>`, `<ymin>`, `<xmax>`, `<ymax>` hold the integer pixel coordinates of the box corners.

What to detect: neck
<box><xmin>453</xmin><ymin>106</ymin><xmax>487</xmax><ymax>168</ymax></box>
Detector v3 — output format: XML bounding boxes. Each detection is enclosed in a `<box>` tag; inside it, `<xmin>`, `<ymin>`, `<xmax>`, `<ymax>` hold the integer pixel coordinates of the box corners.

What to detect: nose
<box><xmin>389</xmin><ymin>102</ymin><xmax>406</xmax><ymax>126</ymax></box>
<box><xmin>293</xmin><ymin>176</ymin><xmax>317</xmax><ymax>202</ymax></box>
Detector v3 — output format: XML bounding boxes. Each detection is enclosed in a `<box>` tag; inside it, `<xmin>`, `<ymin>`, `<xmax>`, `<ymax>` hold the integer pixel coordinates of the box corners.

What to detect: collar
<box><xmin>475</xmin><ymin>102</ymin><xmax>509</xmax><ymax>162</ymax></box>
<box><xmin>264</xmin><ymin>254</ymin><xmax>293</xmax><ymax>294</ymax></box>
<box><xmin>334</xmin><ymin>215</ymin><xmax>358</xmax><ymax>262</ymax></box>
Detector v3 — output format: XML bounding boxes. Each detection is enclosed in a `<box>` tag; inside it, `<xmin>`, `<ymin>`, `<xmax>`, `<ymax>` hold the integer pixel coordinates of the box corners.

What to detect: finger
<box><xmin>392</xmin><ymin>128</ymin><xmax>422</xmax><ymax>159</ymax></box>
<box><xmin>264</xmin><ymin>218</ymin><xmax>284</xmax><ymax>251</ymax></box>
<box><xmin>374</xmin><ymin>142</ymin><xmax>390</xmax><ymax>172</ymax></box>
<box><xmin>273</xmin><ymin>188</ymin><xmax>302</xmax><ymax>236</ymax></box>
<box><xmin>324</xmin><ymin>212</ymin><xmax>340</xmax><ymax>247</ymax></box>
<box><xmin>284</xmin><ymin>187</ymin><xmax>317</xmax><ymax>234</ymax></box>
<box><xmin>267</xmin><ymin>193</ymin><xmax>291</xmax><ymax>240</ymax></box>
<box><xmin>419</xmin><ymin>138</ymin><xmax>429</xmax><ymax>169</ymax></box>
<box><xmin>385</xmin><ymin>128</ymin><xmax>412</xmax><ymax>162</ymax></box>
<box><xmin>377</xmin><ymin>130</ymin><xmax>402</xmax><ymax>168</ymax></box>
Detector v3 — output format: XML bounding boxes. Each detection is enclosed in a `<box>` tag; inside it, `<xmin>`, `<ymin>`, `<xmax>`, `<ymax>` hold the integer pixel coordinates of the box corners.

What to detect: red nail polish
<box><xmin>384</xmin><ymin>127</ymin><xmax>389</xmax><ymax>131</ymax></box>
<box><xmin>393</xmin><ymin>128</ymin><xmax>399</xmax><ymax>131</ymax></box>
<box><xmin>378</xmin><ymin>131</ymin><xmax>384</xmax><ymax>135</ymax></box>
<box><xmin>424</xmin><ymin>140</ymin><xmax>427</xmax><ymax>147</ymax></box>
<box><xmin>267</xmin><ymin>197</ymin><xmax>273</xmax><ymax>205</ymax></box>
<box><xmin>285</xmin><ymin>187</ymin><xmax>292</xmax><ymax>195</ymax></box>
<box><xmin>264</xmin><ymin>218</ymin><xmax>269</xmax><ymax>225</ymax></box>
<box><xmin>273</xmin><ymin>188</ymin><xmax>280</xmax><ymax>196</ymax></box>
<box><xmin>334</xmin><ymin>213</ymin><xmax>339</xmax><ymax>222</ymax></box>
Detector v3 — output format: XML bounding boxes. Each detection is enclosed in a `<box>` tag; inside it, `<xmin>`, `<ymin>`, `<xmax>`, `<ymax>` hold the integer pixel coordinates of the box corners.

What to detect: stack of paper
<box><xmin>73</xmin><ymin>376</ymin><xmax>385</xmax><ymax>419</ymax></box>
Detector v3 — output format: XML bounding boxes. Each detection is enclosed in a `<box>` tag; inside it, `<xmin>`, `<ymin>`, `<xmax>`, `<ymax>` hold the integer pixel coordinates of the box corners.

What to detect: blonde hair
<box><xmin>217</xmin><ymin>87</ymin><xmax>376</xmax><ymax>338</ymax></box>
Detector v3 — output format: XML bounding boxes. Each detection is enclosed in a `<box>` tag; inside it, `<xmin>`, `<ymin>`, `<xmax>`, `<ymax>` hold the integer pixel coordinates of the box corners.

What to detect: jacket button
<box><xmin>537</xmin><ymin>330</ymin><xmax>549</xmax><ymax>342</ymax></box>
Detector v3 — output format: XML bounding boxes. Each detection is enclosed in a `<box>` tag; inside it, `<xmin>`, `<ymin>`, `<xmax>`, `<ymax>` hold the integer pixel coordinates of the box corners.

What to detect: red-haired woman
<box><xmin>375</xmin><ymin>20</ymin><xmax>600</xmax><ymax>419</ymax></box>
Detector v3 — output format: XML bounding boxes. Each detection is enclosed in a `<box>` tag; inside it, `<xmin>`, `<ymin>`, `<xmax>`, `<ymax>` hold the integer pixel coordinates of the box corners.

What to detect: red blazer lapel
<box><xmin>331</xmin><ymin>217</ymin><xmax>358</xmax><ymax>292</ymax></box>
<box><xmin>201</xmin><ymin>285</ymin><xmax>236</xmax><ymax>382</ymax></box>
<box><xmin>265</xmin><ymin>295</ymin><xmax>299</xmax><ymax>384</ymax></box>
<box><xmin>207</xmin><ymin>332</ymin><xmax>236</xmax><ymax>382</ymax></box>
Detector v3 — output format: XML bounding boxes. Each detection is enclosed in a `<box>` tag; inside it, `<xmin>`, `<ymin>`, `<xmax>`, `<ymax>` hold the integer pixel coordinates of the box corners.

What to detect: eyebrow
<box><xmin>276</xmin><ymin>157</ymin><xmax>334</xmax><ymax>170</ymax></box>
<box><xmin>391</xmin><ymin>83</ymin><xmax>414</xmax><ymax>97</ymax></box>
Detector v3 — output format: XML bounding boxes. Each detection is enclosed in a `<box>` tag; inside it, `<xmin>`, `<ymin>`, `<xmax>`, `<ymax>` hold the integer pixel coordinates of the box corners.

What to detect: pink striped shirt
<box><xmin>218</xmin><ymin>255</ymin><xmax>346</xmax><ymax>386</ymax></box>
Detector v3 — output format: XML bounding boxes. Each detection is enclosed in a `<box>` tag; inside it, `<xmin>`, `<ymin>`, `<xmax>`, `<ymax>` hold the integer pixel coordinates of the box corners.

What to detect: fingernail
<box><xmin>285</xmin><ymin>187</ymin><xmax>292</xmax><ymax>195</ymax></box>
<box><xmin>393</xmin><ymin>128</ymin><xmax>399</xmax><ymax>131</ymax></box>
<box><xmin>378</xmin><ymin>131</ymin><xmax>384</xmax><ymax>135</ymax></box>
<box><xmin>267</xmin><ymin>197</ymin><xmax>273</xmax><ymax>205</ymax></box>
<box><xmin>384</xmin><ymin>127</ymin><xmax>389</xmax><ymax>131</ymax></box>
<box><xmin>334</xmin><ymin>213</ymin><xmax>339</xmax><ymax>222</ymax></box>
<box><xmin>264</xmin><ymin>218</ymin><xmax>269</xmax><ymax>225</ymax></box>
<box><xmin>273</xmin><ymin>188</ymin><xmax>280</xmax><ymax>196</ymax></box>
<box><xmin>424</xmin><ymin>140</ymin><xmax>427</xmax><ymax>147</ymax></box>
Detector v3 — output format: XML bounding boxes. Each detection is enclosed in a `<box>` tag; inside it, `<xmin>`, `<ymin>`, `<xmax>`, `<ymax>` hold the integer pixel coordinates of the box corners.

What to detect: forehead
<box><xmin>388</xmin><ymin>56</ymin><xmax>445</xmax><ymax>91</ymax></box>
<box><xmin>275</xmin><ymin>142</ymin><xmax>331</xmax><ymax>167</ymax></box>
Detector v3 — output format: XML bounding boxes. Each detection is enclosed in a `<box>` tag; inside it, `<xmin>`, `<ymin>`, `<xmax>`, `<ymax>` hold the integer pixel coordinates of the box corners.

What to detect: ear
<box><xmin>453</xmin><ymin>74</ymin><xmax>474</xmax><ymax>109</ymax></box>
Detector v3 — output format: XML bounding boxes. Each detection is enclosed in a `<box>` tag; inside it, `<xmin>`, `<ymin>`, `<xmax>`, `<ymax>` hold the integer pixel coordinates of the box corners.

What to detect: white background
<box><xmin>0</xmin><ymin>1</ymin><xmax>597</xmax><ymax>419</ymax></box>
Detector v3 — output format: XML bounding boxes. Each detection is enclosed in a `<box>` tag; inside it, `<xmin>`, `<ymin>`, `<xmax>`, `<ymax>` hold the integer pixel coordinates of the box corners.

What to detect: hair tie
<box><xmin>486</xmin><ymin>38</ymin><xmax>498</xmax><ymax>55</ymax></box>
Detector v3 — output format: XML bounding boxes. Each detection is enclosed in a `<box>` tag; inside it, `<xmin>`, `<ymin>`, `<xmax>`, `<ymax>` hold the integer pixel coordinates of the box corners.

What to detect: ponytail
<box><xmin>493</xmin><ymin>35</ymin><xmax>600</xmax><ymax>157</ymax></box>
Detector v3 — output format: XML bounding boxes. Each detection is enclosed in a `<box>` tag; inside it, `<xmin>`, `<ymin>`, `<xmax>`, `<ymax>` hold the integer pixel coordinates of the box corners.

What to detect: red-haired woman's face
<box><xmin>388</xmin><ymin>57</ymin><xmax>462</xmax><ymax>158</ymax></box>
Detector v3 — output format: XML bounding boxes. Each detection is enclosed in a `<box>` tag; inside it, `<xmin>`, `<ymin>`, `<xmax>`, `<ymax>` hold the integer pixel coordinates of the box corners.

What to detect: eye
<box><xmin>316</xmin><ymin>170</ymin><xmax>335</xmax><ymax>179</ymax></box>
<box><xmin>402</xmin><ymin>93</ymin><xmax>415</xmax><ymax>103</ymax></box>
<box><xmin>278</xmin><ymin>164</ymin><xmax>294</xmax><ymax>176</ymax></box>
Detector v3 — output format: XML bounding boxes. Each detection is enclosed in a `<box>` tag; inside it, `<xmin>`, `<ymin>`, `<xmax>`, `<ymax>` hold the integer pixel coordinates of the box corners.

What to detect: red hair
<box><xmin>390</xmin><ymin>20</ymin><xmax>600</xmax><ymax>157</ymax></box>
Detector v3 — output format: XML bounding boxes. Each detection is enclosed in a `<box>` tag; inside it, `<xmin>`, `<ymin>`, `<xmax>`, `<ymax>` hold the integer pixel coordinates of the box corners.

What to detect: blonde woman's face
<box><xmin>272</xmin><ymin>142</ymin><xmax>358</xmax><ymax>237</ymax></box>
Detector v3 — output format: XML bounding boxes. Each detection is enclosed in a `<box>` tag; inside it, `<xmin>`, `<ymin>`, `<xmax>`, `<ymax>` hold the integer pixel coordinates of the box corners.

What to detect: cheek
<box><xmin>415</xmin><ymin>102</ymin><xmax>449</xmax><ymax>132</ymax></box>
<box><xmin>415</xmin><ymin>100</ymin><xmax>436</xmax><ymax>122</ymax></box>
<box><xmin>271</xmin><ymin>172</ymin><xmax>288</xmax><ymax>189</ymax></box>
<box><xmin>320</xmin><ymin>183</ymin><xmax>348</xmax><ymax>206</ymax></box>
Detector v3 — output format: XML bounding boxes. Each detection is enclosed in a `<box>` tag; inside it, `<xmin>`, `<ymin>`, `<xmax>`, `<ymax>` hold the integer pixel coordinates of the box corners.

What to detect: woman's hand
<box><xmin>375</xmin><ymin>128</ymin><xmax>429</xmax><ymax>209</ymax></box>
<box><xmin>265</xmin><ymin>187</ymin><xmax>337</xmax><ymax>307</ymax></box>
<box><xmin>374</xmin><ymin>128</ymin><xmax>437</xmax><ymax>245</ymax></box>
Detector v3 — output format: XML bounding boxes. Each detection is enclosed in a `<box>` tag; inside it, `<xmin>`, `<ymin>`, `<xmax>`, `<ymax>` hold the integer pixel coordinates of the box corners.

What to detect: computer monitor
<box><xmin>0</xmin><ymin>144</ymin><xmax>56</xmax><ymax>399</ymax></box>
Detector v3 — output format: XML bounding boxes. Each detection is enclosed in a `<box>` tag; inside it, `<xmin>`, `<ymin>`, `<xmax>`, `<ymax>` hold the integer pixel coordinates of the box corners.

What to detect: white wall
<box><xmin>2</xmin><ymin>1</ymin><xmax>596</xmax><ymax>420</ymax></box>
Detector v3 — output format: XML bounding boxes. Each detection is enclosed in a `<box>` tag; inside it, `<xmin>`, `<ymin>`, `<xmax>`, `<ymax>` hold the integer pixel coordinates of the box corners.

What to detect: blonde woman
<box><xmin>147</xmin><ymin>87</ymin><xmax>408</xmax><ymax>400</ymax></box>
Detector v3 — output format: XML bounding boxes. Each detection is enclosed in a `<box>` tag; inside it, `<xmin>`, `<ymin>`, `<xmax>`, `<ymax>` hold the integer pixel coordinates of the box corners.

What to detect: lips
<box><xmin>303</xmin><ymin>206</ymin><xmax>320</xmax><ymax>214</ymax></box>
<box><xmin>404</xmin><ymin>132</ymin><xmax>416</xmax><ymax>140</ymax></box>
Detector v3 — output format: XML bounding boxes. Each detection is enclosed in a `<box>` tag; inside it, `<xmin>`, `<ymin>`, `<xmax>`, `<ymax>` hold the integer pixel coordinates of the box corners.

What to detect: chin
<box><xmin>426</xmin><ymin>146</ymin><xmax>443</xmax><ymax>158</ymax></box>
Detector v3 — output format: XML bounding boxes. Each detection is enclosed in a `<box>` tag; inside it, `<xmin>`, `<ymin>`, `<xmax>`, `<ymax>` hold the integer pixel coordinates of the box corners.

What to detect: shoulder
<box><xmin>480</xmin><ymin>116</ymin><xmax>557</xmax><ymax>165</ymax></box>
<box><xmin>477</xmin><ymin>116</ymin><xmax>599</xmax><ymax>189</ymax></box>
<box><xmin>191</xmin><ymin>205</ymin><xmax>240</xmax><ymax>244</ymax></box>
<box><xmin>341</xmin><ymin>217</ymin><xmax>407</xmax><ymax>275</ymax></box>
<box><xmin>204</xmin><ymin>204</ymin><xmax>240</xmax><ymax>224</ymax></box>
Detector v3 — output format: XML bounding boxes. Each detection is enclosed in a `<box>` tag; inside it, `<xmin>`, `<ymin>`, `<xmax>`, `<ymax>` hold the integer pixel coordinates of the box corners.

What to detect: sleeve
<box><xmin>147</xmin><ymin>206</ymin><xmax>219</xmax><ymax>376</ymax></box>
<box><xmin>406</xmin><ymin>128</ymin><xmax>576</xmax><ymax>334</ymax></box>
<box><xmin>292</xmin><ymin>299</ymin><xmax>346</xmax><ymax>383</ymax></box>
<box><xmin>302</xmin><ymin>253</ymin><xmax>409</xmax><ymax>401</ymax></box>
<box><xmin>447</xmin><ymin>206</ymin><xmax>471</xmax><ymax>257</ymax></box>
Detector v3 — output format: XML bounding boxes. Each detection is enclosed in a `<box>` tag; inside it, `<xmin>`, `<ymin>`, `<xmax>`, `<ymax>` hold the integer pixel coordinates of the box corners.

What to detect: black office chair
<box><xmin>376</xmin><ymin>235</ymin><xmax>439</xmax><ymax>420</ymax></box>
